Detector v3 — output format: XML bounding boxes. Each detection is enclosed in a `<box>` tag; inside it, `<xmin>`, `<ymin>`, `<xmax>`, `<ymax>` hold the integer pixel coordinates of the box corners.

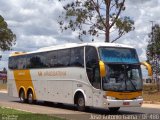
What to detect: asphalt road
<box><xmin>0</xmin><ymin>92</ymin><xmax>160</xmax><ymax>120</ymax></box>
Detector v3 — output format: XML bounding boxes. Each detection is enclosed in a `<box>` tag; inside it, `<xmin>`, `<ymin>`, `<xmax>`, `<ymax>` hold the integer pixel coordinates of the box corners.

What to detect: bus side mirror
<box><xmin>141</xmin><ymin>61</ymin><xmax>152</xmax><ymax>76</ymax></box>
<box><xmin>99</xmin><ymin>61</ymin><xmax>106</xmax><ymax>77</ymax></box>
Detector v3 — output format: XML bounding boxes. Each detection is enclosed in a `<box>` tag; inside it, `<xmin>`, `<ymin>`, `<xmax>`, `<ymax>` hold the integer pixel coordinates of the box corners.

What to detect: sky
<box><xmin>0</xmin><ymin>0</ymin><xmax>160</xmax><ymax>77</ymax></box>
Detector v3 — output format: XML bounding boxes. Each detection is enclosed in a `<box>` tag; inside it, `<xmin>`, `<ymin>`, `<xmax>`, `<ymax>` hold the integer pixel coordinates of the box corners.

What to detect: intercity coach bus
<box><xmin>8</xmin><ymin>42</ymin><xmax>152</xmax><ymax>112</ymax></box>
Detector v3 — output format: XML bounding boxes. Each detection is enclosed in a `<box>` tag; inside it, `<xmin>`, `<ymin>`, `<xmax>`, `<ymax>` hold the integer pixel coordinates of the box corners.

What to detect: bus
<box><xmin>7</xmin><ymin>42</ymin><xmax>152</xmax><ymax>112</ymax></box>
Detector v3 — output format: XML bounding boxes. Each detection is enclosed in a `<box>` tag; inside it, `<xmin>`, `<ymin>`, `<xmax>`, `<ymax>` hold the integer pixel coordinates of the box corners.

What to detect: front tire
<box><xmin>77</xmin><ymin>94</ymin><xmax>85</xmax><ymax>111</ymax></box>
<box><xmin>19</xmin><ymin>90</ymin><xmax>26</xmax><ymax>103</ymax></box>
<box><xmin>108</xmin><ymin>107</ymin><xmax>120</xmax><ymax>112</ymax></box>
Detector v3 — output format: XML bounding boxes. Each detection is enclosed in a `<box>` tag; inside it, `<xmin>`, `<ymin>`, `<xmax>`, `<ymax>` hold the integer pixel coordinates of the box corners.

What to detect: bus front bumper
<box><xmin>104</xmin><ymin>99</ymin><xmax>143</xmax><ymax>108</ymax></box>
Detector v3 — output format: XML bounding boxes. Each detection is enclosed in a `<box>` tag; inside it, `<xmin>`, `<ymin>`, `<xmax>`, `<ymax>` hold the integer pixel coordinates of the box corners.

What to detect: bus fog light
<box><xmin>136</xmin><ymin>96</ymin><xmax>143</xmax><ymax>99</ymax></box>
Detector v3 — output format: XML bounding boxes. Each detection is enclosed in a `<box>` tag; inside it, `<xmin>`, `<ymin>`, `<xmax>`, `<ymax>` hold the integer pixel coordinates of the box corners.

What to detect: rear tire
<box><xmin>27</xmin><ymin>91</ymin><xmax>34</xmax><ymax>104</ymax></box>
<box><xmin>77</xmin><ymin>94</ymin><xmax>85</xmax><ymax>111</ymax></box>
<box><xmin>19</xmin><ymin>90</ymin><xmax>26</xmax><ymax>103</ymax></box>
<box><xmin>108</xmin><ymin>107</ymin><xmax>120</xmax><ymax>112</ymax></box>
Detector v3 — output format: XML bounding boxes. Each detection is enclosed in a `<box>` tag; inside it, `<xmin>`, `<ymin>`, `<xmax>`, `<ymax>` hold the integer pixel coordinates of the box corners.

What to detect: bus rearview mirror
<box><xmin>141</xmin><ymin>61</ymin><xmax>152</xmax><ymax>76</ymax></box>
<box><xmin>99</xmin><ymin>61</ymin><xmax>106</xmax><ymax>77</ymax></box>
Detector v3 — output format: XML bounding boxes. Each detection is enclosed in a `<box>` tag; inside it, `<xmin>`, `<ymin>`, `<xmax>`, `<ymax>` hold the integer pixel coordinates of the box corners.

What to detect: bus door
<box><xmin>85</xmin><ymin>46</ymin><xmax>102</xmax><ymax>107</ymax></box>
<box><xmin>92</xmin><ymin>67</ymin><xmax>103</xmax><ymax>107</ymax></box>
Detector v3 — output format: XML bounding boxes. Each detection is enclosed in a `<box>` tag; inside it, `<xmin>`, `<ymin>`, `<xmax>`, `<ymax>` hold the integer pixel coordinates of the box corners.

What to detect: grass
<box><xmin>143</xmin><ymin>84</ymin><xmax>158</xmax><ymax>92</ymax></box>
<box><xmin>143</xmin><ymin>92</ymin><xmax>160</xmax><ymax>102</ymax></box>
<box><xmin>143</xmin><ymin>84</ymin><xmax>160</xmax><ymax>102</ymax></box>
<box><xmin>0</xmin><ymin>107</ymin><xmax>64</xmax><ymax>120</ymax></box>
<box><xmin>0</xmin><ymin>83</ymin><xmax>7</xmax><ymax>90</ymax></box>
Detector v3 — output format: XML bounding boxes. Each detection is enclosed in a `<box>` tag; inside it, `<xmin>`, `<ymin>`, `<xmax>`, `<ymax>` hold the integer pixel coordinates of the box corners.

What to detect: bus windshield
<box><xmin>99</xmin><ymin>47</ymin><xmax>142</xmax><ymax>91</ymax></box>
<box><xmin>99</xmin><ymin>47</ymin><xmax>139</xmax><ymax>64</ymax></box>
<box><xmin>102</xmin><ymin>64</ymin><xmax>142</xmax><ymax>91</ymax></box>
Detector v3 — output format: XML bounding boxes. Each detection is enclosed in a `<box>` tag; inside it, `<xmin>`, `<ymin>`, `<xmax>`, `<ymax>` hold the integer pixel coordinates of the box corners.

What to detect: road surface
<box><xmin>0</xmin><ymin>92</ymin><xmax>160</xmax><ymax>120</ymax></box>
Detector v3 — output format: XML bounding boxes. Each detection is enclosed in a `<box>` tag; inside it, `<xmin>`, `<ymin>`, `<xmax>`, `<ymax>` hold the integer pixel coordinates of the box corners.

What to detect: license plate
<box><xmin>123</xmin><ymin>102</ymin><xmax>130</xmax><ymax>105</ymax></box>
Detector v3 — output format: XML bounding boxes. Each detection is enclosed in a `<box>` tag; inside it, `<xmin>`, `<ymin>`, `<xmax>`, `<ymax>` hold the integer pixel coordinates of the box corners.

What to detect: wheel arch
<box><xmin>19</xmin><ymin>86</ymin><xmax>26</xmax><ymax>99</ymax></box>
<box><xmin>73</xmin><ymin>89</ymin><xmax>87</xmax><ymax>105</ymax></box>
<box><xmin>27</xmin><ymin>86</ymin><xmax>36</xmax><ymax>100</ymax></box>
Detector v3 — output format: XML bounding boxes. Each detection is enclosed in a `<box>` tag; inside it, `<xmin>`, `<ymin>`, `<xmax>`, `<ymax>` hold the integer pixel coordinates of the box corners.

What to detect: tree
<box><xmin>147</xmin><ymin>24</ymin><xmax>160</xmax><ymax>88</ymax></box>
<box><xmin>147</xmin><ymin>24</ymin><xmax>160</xmax><ymax>72</ymax></box>
<box><xmin>0</xmin><ymin>15</ymin><xmax>16</xmax><ymax>51</ymax></box>
<box><xmin>58</xmin><ymin>0</ymin><xmax>134</xmax><ymax>42</ymax></box>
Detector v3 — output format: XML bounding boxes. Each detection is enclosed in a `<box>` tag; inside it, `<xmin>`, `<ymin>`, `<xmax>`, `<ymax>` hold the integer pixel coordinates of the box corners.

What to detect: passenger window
<box><xmin>9</xmin><ymin>57</ymin><xmax>18</xmax><ymax>69</ymax></box>
<box><xmin>57</xmin><ymin>49</ymin><xmax>70</xmax><ymax>67</ymax></box>
<box><xmin>9</xmin><ymin>56</ymin><xmax>26</xmax><ymax>70</ymax></box>
<box><xmin>85</xmin><ymin>46</ymin><xmax>101</xmax><ymax>89</ymax></box>
<box><xmin>70</xmin><ymin>47</ymin><xmax>84</xmax><ymax>67</ymax></box>
<box><xmin>46</xmin><ymin>51</ymin><xmax>57</xmax><ymax>67</ymax></box>
<box><xmin>17</xmin><ymin>56</ymin><xmax>26</xmax><ymax>69</ymax></box>
<box><xmin>26</xmin><ymin>53</ymin><xmax>47</xmax><ymax>68</ymax></box>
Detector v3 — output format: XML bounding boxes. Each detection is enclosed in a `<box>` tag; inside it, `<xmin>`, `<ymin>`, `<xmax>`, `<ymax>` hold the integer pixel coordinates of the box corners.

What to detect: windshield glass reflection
<box><xmin>103</xmin><ymin>64</ymin><xmax>142</xmax><ymax>91</ymax></box>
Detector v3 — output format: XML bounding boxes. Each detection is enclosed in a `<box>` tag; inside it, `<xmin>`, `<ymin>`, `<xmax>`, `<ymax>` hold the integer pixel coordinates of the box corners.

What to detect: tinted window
<box><xmin>57</xmin><ymin>49</ymin><xmax>70</xmax><ymax>67</ymax></box>
<box><xmin>9</xmin><ymin>57</ymin><xmax>18</xmax><ymax>69</ymax></box>
<box><xmin>26</xmin><ymin>53</ymin><xmax>47</xmax><ymax>68</ymax></box>
<box><xmin>70</xmin><ymin>47</ymin><xmax>84</xmax><ymax>67</ymax></box>
<box><xmin>17</xmin><ymin>56</ymin><xmax>26</xmax><ymax>69</ymax></box>
<box><xmin>85</xmin><ymin>46</ymin><xmax>101</xmax><ymax>89</ymax></box>
<box><xmin>9</xmin><ymin>56</ymin><xmax>26</xmax><ymax>70</ymax></box>
<box><xmin>9</xmin><ymin>47</ymin><xmax>84</xmax><ymax>69</ymax></box>
<box><xmin>46</xmin><ymin>51</ymin><xmax>58</xmax><ymax>67</ymax></box>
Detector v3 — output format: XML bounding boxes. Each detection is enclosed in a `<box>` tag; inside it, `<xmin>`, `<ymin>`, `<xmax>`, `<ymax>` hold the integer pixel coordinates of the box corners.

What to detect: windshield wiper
<box><xmin>125</xmin><ymin>65</ymin><xmax>137</xmax><ymax>91</ymax></box>
<box><xmin>128</xmin><ymin>78</ymin><xmax>137</xmax><ymax>91</ymax></box>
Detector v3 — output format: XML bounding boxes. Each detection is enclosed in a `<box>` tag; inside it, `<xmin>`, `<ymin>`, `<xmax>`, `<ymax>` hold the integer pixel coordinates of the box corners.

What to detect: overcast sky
<box><xmin>0</xmin><ymin>0</ymin><xmax>160</xmax><ymax>77</ymax></box>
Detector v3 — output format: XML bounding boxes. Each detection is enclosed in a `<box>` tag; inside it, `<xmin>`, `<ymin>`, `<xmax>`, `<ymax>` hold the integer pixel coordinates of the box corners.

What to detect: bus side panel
<box><xmin>32</xmin><ymin>80</ymin><xmax>47</xmax><ymax>101</ymax></box>
<box><xmin>47</xmin><ymin>80</ymin><xmax>73</xmax><ymax>104</ymax></box>
<box><xmin>7</xmin><ymin>70</ymin><xmax>18</xmax><ymax>97</ymax></box>
<box><xmin>30</xmin><ymin>68</ymin><xmax>73</xmax><ymax>103</ymax></box>
<box><xmin>44</xmin><ymin>67</ymin><xmax>93</xmax><ymax>106</ymax></box>
<box><xmin>73</xmin><ymin>80</ymin><xmax>93</xmax><ymax>106</ymax></box>
<box><xmin>31</xmin><ymin>70</ymin><xmax>47</xmax><ymax>101</ymax></box>
<box><xmin>27</xmin><ymin>67</ymin><xmax>94</xmax><ymax>106</ymax></box>
<box><xmin>45</xmin><ymin>68</ymin><xmax>74</xmax><ymax>104</ymax></box>
<box><xmin>71</xmin><ymin>68</ymin><xmax>93</xmax><ymax>107</ymax></box>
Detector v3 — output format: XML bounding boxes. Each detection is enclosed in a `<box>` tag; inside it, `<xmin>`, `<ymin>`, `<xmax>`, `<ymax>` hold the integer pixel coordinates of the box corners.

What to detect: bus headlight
<box><xmin>136</xmin><ymin>96</ymin><xmax>143</xmax><ymax>99</ymax></box>
<box><xmin>106</xmin><ymin>96</ymin><xmax>115</xmax><ymax>100</ymax></box>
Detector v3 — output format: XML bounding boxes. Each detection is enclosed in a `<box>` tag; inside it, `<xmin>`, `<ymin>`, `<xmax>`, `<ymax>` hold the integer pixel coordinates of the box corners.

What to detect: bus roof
<box><xmin>10</xmin><ymin>42</ymin><xmax>134</xmax><ymax>57</ymax></box>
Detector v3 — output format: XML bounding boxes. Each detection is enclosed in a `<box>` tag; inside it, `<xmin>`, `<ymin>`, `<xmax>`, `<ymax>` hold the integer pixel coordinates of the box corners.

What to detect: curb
<box><xmin>143</xmin><ymin>101</ymin><xmax>160</xmax><ymax>104</ymax></box>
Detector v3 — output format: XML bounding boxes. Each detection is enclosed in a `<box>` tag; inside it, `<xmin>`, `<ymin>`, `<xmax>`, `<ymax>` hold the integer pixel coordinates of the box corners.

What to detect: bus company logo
<box><xmin>38</xmin><ymin>71</ymin><xmax>67</xmax><ymax>77</ymax></box>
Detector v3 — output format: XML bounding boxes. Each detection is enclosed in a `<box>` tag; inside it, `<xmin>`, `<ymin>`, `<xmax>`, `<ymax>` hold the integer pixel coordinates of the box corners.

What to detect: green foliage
<box><xmin>58</xmin><ymin>0</ymin><xmax>134</xmax><ymax>42</ymax></box>
<box><xmin>0</xmin><ymin>107</ymin><xmax>64</xmax><ymax>120</ymax></box>
<box><xmin>0</xmin><ymin>15</ymin><xmax>16</xmax><ymax>51</ymax></box>
<box><xmin>147</xmin><ymin>24</ymin><xmax>160</xmax><ymax>74</ymax></box>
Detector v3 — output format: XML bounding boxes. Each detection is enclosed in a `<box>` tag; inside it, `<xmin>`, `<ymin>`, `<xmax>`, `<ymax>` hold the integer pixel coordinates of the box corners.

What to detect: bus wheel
<box><xmin>19</xmin><ymin>90</ymin><xmax>26</xmax><ymax>103</ymax></box>
<box><xmin>108</xmin><ymin>107</ymin><xmax>120</xmax><ymax>112</ymax></box>
<box><xmin>27</xmin><ymin>91</ymin><xmax>34</xmax><ymax>104</ymax></box>
<box><xmin>77</xmin><ymin>94</ymin><xmax>85</xmax><ymax>111</ymax></box>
